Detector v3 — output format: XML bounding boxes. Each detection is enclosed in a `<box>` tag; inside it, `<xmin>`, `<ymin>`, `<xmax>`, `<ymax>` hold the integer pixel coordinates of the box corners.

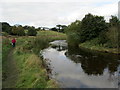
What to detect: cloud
<box><xmin>0</xmin><ymin>0</ymin><xmax>118</xmax><ymax>3</ymax></box>
<box><xmin>0</xmin><ymin>0</ymin><xmax>119</xmax><ymax>27</ymax></box>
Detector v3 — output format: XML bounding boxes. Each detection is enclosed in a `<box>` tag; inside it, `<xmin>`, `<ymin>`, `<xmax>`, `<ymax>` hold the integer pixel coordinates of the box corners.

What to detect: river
<box><xmin>41</xmin><ymin>40</ymin><xmax>120</xmax><ymax>88</ymax></box>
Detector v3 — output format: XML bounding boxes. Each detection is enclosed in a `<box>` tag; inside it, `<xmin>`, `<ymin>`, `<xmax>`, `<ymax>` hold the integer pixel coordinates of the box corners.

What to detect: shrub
<box><xmin>27</xmin><ymin>28</ymin><xmax>37</xmax><ymax>36</ymax></box>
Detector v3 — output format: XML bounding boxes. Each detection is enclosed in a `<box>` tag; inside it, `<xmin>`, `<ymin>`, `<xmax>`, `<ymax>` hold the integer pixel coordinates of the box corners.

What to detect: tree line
<box><xmin>1</xmin><ymin>22</ymin><xmax>67</xmax><ymax>36</ymax></box>
<box><xmin>1</xmin><ymin>13</ymin><xmax>120</xmax><ymax>49</ymax></box>
<box><xmin>65</xmin><ymin>13</ymin><xmax>120</xmax><ymax>48</ymax></box>
<box><xmin>1</xmin><ymin>23</ymin><xmax>38</xmax><ymax>36</ymax></box>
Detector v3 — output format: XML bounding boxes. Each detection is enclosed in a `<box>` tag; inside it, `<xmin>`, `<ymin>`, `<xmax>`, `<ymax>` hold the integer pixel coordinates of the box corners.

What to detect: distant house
<box><xmin>41</xmin><ymin>27</ymin><xmax>50</xmax><ymax>30</ymax></box>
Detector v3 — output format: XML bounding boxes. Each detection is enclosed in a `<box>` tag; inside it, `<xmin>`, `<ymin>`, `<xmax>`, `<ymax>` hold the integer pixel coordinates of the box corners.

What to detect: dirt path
<box><xmin>2</xmin><ymin>48</ymin><xmax>19</xmax><ymax>88</ymax></box>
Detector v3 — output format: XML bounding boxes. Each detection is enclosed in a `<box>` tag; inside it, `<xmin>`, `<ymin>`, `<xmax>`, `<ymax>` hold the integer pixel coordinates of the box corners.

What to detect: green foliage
<box><xmin>67</xmin><ymin>33</ymin><xmax>80</xmax><ymax>46</ymax></box>
<box><xmin>14</xmin><ymin>51</ymin><xmax>57</xmax><ymax>88</ymax></box>
<box><xmin>27</xmin><ymin>27</ymin><xmax>37</xmax><ymax>36</ymax></box>
<box><xmin>8</xmin><ymin>35</ymin><xmax>59</xmax><ymax>88</ymax></box>
<box><xmin>66</xmin><ymin>14</ymin><xmax>107</xmax><ymax>46</ymax></box>
<box><xmin>65</xmin><ymin>20</ymin><xmax>81</xmax><ymax>46</ymax></box>
<box><xmin>105</xmin><ymin>16</ymin><xmax>120</xmax><ymax>48</ymax></box>
<box><xmin>12</xmin><ymin>26</ymin><xmax>18</xmax><ymax>35</ymax></box>
<box><xmin>80</xmin><ymin>13</ymin><xmax>107</xmax><ymax>42</ymax></box>
<box><xmin>17</xmin><ymin>26</ymin><xmax>25</xmax><ymax>36</ymax></box>
<box><xmin>33</xmin><ymin>31</ymin><xmax>66</xmax><ymax>54</ymax></box>
<box><xmin>2</xmin><ymin>38</ymin><xmax>11</xmax><ymax>80</ymax></box>
<box><xmin>79</xmin><ymin>38</ymin><xmax>118</xmax><ymax>54</ymax></box>
<box><xmin>98</xmin><ymin>31</ymin><xmax>108</xmax><ymax>45</ymax></box>
<box><xmin>2</xmin><ymin>38</ymin><xmax>11</xmax><ymax>62</ymax></box>
<box><xmin>32</xmin><ymin>36</ymin><xmax>49</xmax><ymax>54</ymax></box>
<box><xmin>66</xmin><ymin>14</ymin><xmax>120</xmax><ymax>51</ymax></box>
<box><xmin>109</xmin><ymin>16</ymin><xmax>120</xmax><ymax>27</ymax></box>
<box><xmin>11</xmin><ymin>26</ymin><xmax>25</xmax><ymax>36</ymax></box>
<box><xmin>106</xmin><ymin>27</ymin><xmax>118</xmax><ymax>48</ymax></box>
<box><xmin>66</xmin><ymin>20</ymin><xmax>81</xmax><ymax>33</ymax></box>
<box><xmin>2</xmin><ymin>22</ymin><xmax>12</xmax><ymax>34</ymax></box>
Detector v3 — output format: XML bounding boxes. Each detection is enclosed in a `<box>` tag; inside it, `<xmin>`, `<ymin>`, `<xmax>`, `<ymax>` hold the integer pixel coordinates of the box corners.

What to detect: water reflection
<box><xmin>66</xmin><ymin>46</ymin><xmax>119</xmax><ymax>76</ymax></box>
<box><xmin>42</xmin><ymin>40</ymin><xmax>119</xmax><ymax>88</ymax></box>
<box><xmin>51</xmin><ymin>45</ymin><xmax>67</xmax><ymax>51</ymax></box>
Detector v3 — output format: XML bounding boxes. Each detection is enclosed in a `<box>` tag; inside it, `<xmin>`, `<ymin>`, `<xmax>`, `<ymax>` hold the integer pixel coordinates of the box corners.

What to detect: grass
<box><xmin>37</xmin><ymin>30</ymin><xmax>67</xmax><ymax>40</ymax></box>
<box><xmin>13</xmin><ymin>34</ymin><xmax>59</xmax><ymax>88</ymax></box>
<box><xmin>79</xmin><ymin>38</ymin><xmax>119</xmax><ymax>54</ymax></box>
<box><xmin>2</xmin><ymin>37</ymin><xmax>11</xmax><ymax>80</ymax></box>
<box><xmin>14</xmin><ymin>50</ymin><xmax>57</xmax><ymax>88</ymax></box>
<box><xmin>2</xmin><ymin>31</ymin><xmax>66</xmax><ymax>88</ymax></box>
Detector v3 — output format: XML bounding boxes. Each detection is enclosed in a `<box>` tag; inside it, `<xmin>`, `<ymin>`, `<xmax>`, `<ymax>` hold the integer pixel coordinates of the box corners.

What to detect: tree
<box><xmin>56</xmin><ymin>25</ymin><xmax>62</xmax><ymax>32</ymax></box>
<box><xmin>106</xmin><ymin>16</ymin><xmax>120</xmax><ymax>48</ymax></box>
<box><xmin>2</xmin><ymin>22</ymin><xmax>12</xmax><ymax>34</ymax></box>
<box><xmin>80</xmin><ymin>13</ymin><xmax>107</xmax><ymax>42</ymax></box>
<box><xmin>11</xmin><ymin>25</ymin><xmax>25</xmax><ymax>36</ymax></box>
<box><xmin>27</xmin><ymin>26</ymin><xmax>37</xmax><ymax>36</ymax></box>
<box><xmin>50</xmin><ymin>27</ymin><xmax>58</xmax><ymax>32</ymax></box>
<box><xmin>36</xmin><ymin>27</ymin><xmax>41</xmax><ymax>31</ymax></box>
<box><xmin>17</xmin><ymin>26</ymin><xmax>25</xmax><ymax>36</ymax></box>
<box><xmin>66</xmin><ymin>20</ymin><xmax>81</xmax><ymax>33</ymax></box>
<box><xmin>109</xmin><ymin>16</ymin><xmax>119</xmax><ymax>27</ymax></box>
<box><xmin>65</xmin><ymin>20</ymin><xmax>81</xmax><ymax>46</ymax></box>
<box><xmin>11</xmin><ymin>26</ymin><xmax>18</xmax><ymax>35</ymax></box>
<box><xmin>60</xmin><ymin>25</ymin><xmax>67</xmax><ymax>33</ymax></box>
<box><xmin>23</xmin><ymin>25</ymin><xmax>30</xmax><ymax>30</ymax></box>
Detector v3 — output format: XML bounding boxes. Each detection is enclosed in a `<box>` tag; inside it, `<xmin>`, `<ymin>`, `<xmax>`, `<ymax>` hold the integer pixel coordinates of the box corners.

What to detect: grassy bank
<box><xmin>13</xmin><ymin>44</ymin><xmax>57</xmax><ymax>88</ymax></box>
<box><xmin>3</xmin><ymin>31</ymin><xmax>66</xmax><ymax>88</ymax></box>
<box><xmin>79</xmin><ymin>38</ymin><xmax>119</xmax><ymax>54</ymax></box>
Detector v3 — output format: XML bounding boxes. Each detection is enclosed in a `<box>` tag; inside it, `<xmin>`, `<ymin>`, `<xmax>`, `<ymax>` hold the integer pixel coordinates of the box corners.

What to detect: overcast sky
<box><xmin>0</xmin><ymin>0</ymin><xmax>119</xmax><ymax>28</ymax></box>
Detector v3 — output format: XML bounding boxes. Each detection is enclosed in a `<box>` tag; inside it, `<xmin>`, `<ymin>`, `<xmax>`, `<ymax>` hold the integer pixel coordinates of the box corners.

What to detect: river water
<box><xmin>41</xmin><ymin>40</ymin><xmax>120</xmax><ymax>88</ymax></box>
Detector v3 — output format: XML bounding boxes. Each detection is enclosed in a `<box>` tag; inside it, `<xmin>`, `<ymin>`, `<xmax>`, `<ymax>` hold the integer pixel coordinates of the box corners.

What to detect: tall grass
<box><xmin>32</xmin><ymin>36</ymin><xmax>49</xmax><ymax>54</ymax></box>
<box><xmin>13</xmin><ymin>35</ymin><xmax>58</xmax><ymax>88</ymax></box>
<box><xmin>2</xmin><ymin>37</ymin><xmax>11</xmax><ymax>80</ymax></box>
<box><xmin>14</xmin><ymin>48</ymin><xmax>58</xmax><ymax>88</ymax></box>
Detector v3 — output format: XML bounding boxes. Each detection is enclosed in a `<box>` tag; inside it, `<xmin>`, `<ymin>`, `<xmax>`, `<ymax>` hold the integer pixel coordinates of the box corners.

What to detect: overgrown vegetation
<box><xmin>13</xmin><ymin>38</ymin><xmax>57</xmax><ymax>88</ymax></box>
<box><xmin>2</xmin><ymin>31</ymin><xmax>66</xmax><ymax>88</ymax></box>
<box><xmin>65</xmin><ymin>13</ymin><xmax>120</xmax><ymax>53</ymax></box>
<box><xmin>13</xmin><ymin>31</ymin><xmax>66</xmax><ymax>88</ymax></box>
<box><xmin>79</xmin><ymin>38</ymin><xmax>119</xmax><ymax>53</ymax></box>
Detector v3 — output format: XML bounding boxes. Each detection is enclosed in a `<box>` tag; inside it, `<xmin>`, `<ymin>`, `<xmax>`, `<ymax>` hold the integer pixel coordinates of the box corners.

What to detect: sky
<box><xmin>0</xmin><ymin>0</ymin><xmax>119</xmax><ymax>28</ymax></box>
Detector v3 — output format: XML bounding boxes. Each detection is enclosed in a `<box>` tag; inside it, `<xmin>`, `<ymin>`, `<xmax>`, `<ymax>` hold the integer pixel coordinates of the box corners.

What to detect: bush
<box><xmin>98</xmin><ymin>31</ymin><xmax>108</xmax><ymax>45</ymax></box>
<box><xmin>27</xmin><ymin>28</ymin><xmax>37</xmax><ymax>36</ymax></box>
<box><xmin>11</xmin><ymin>26</ymin><xmax>25</xmax><ymax>36</ymax></box>
<box><xmin>32</xmin><ymin>36</ymin><xmax>49</xmax><ymax>54</ymax></box>
<box><xmin>67</xmin><ymin>33</ymin><xmax>80</xmax><ymax>46</ymax></box>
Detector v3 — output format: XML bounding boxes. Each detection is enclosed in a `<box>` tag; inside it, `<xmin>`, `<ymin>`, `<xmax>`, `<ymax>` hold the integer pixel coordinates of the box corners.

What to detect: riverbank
<box><xmin>79</xmin><ymin>39</ymin><xmax>119</xmax><ymax>54</ymax></box>
<box><xmin>2</xmin><ymin>31</ymin><xmax>66</xmax><ymax>88</ymax></box>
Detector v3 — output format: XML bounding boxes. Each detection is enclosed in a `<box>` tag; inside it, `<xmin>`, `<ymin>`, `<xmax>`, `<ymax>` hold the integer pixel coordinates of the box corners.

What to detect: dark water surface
<box><xmin>42</xmin><ymin>40</ymin><xmax>120</xmax><ymax>88</ymax></box>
